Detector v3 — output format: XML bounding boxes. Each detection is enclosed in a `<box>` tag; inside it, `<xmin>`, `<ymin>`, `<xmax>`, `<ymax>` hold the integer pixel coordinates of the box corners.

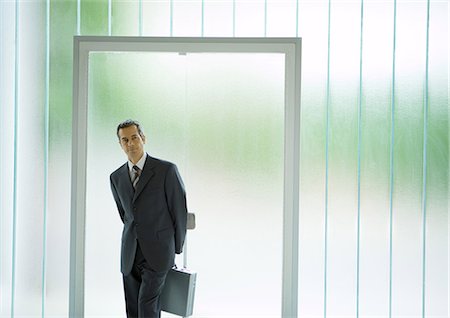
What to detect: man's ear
<box><xmin>141</xmin><ymin>134</ymin><xmax>146</xmax><ymax>143</ymax></box>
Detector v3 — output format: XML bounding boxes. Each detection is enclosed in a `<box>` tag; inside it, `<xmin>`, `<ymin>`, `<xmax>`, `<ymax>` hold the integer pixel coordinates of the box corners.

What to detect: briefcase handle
<box><xmin>183</xmin><ymin>212</ymin><xmax>195</xmax><ymax>269</ymax></box>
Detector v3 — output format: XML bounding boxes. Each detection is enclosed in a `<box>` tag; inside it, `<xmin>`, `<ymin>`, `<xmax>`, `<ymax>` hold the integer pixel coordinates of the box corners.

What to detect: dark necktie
<box><xmin>132</xmin><ymin>165</ymin><xmax>141</xmax><ymax>189</ymax></box>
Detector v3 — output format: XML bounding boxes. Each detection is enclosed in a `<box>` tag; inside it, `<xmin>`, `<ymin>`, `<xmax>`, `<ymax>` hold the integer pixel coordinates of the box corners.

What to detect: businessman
<box><xmin>110</xmin><ymin>119</ymin><xmax>187</xmax><ymax>318</ymax></box>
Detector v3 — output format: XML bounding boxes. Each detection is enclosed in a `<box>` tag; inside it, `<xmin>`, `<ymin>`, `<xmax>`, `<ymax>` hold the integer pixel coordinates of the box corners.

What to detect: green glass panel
<box><xmin>112</xmin><ymin>0</ymin><xmax>138</xmax><ymax>36</ymax></box>
<box><xmin>81</xmin><ymin>0</ymin><xmax>108</xmax><ymax>35</ymax></box>
<box><xmin>47</xmin><ymin>0</ymin><xmax>77</xmax><ymax>316</ymax></box>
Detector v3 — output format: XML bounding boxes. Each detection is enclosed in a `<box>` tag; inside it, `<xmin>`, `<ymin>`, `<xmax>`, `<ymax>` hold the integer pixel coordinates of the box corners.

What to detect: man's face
<box><xmin>118</xmin><ymin>125</ymin><xmax>146</xmax><ymax>163</ymax></box>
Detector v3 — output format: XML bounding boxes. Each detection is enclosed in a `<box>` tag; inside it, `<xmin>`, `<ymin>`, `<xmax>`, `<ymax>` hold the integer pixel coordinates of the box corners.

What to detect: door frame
<box><xmin>70</xmin><ymin>36</ymin><xmax>301</xmax><ymax>317</ymax></box>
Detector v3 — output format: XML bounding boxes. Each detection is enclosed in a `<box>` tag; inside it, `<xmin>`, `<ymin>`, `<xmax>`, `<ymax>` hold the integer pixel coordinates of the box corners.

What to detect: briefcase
<box><xmin>161</xmin><ymin>267</ymin><xmax>197</xmax><ymax>317</ymax></box>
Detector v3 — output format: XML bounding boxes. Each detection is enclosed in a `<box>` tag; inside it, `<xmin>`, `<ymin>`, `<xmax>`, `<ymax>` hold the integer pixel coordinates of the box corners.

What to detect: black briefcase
<box><xmin>161</xmin><ymin>267</ymin><xmax>197</xmax><ymax>317</ymax></box>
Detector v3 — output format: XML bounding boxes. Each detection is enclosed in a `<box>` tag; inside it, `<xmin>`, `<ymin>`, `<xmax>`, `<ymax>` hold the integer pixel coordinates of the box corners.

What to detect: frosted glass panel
<box><xmin>392</xmin><ymin>2</ymin><xmax>428</xmax><ymax>316</ymax></box>
<box><xmin>0</xmin><ymin>1</ymin><xmax>48</xmax><ymax>317</ymax></box>
<box><xmin>297</xmin><ymin>2</ymin><xmax>329</xmax><ymax>316</ymax></box>
<box><xmin>80</xmin><ymin>0</ymin><xmax>108</xmax><ymax>35</ymax></box>
<box><xmin>203</xmin><ymin>1</ymin><xmax>233</xmax><ymax>36</ymax></box>
<box><xmin>0</xmin><ymin>3</ymin><xmax>16</xmax><ymax>317</ymax></box>
<box><xmin>46</xmin><ymin>1</ymin><xmax>77</xmax><ymax>316</ymax></box>
<box><xmin>425</xmin><ymin>2</ymin><xmax>449</xmax><ymax>316</ymax></box>
<box><xmin>85</xmin><ymin>52</ymin><xmax>285</xmax><ymax>317</ymax></box>
<box><xmin>172</xmin><ymin>0</ymin><xmax>202</xmax><ymax>36</ymax></box>
<box><xmin>297</xmin><ymin>0</ymin><xmax>448</xmax><ymax>317</ymax></box>
<box><xmin>266</xmin><ymin>0</ymin><xmax>297</xmax><ymax>37</ymax></box>
<box><xmin>235</xmin><ymin>0</ymin><xmax>265</xmax><ymax>37</ymax></box>
<box><xmin>112</xmin><ymin>0</ymin><xmax>139</xmax><ymax>36</ymax></box>
<box><xmin>326</xmin><ymin>3</ymin><xmax>361</xmax><ymax>316</ymax></box>
<box><xmin>142</xmin><ymin>1</ymin><xmax>170</xmax><ymax>36</ymax></box>
<box><xmin>358</xmin><ymin>2</ymin><xmax>394</xmax><ymax>316</ymax></box>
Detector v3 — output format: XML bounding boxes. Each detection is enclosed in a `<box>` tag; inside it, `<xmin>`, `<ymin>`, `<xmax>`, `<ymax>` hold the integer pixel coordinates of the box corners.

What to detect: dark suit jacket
<box><xmin>110</xmin><ymin>155</ymin><xmax>187</xmax><ymax>274</ymax></box>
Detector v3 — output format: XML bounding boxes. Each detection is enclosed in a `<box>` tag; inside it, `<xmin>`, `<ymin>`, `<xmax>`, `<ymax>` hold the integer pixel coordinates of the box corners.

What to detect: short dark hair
<box><xmin>116</xmin><ymin>119</ymin><xmax>144</xmax><ymax>140</ymax></box>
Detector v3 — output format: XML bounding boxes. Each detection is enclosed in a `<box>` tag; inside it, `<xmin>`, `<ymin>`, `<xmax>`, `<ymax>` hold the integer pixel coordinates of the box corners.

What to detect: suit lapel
<box><xmin>119</xmin><ymin>164</ymin><xmax>135</xmax><ymax>196</ymax></box>
<box><xmin>133</xmin><ymin>155</ymin><xmax>155</xmax><ymax>202</ymax></box>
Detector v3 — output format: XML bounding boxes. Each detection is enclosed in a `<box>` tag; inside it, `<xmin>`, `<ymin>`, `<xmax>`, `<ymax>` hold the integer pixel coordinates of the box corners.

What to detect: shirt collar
<box><xmin>128</xmin><ymin>153</ymin><xmax>147</xmax><ymax>173</ymax></box>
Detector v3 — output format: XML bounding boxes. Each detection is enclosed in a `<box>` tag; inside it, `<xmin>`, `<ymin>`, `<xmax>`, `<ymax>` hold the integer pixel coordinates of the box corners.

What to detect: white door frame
<box><xmin>70</xmin><ymin>36</ymin><xmax>301</xmax><ymax>317</ymax></box>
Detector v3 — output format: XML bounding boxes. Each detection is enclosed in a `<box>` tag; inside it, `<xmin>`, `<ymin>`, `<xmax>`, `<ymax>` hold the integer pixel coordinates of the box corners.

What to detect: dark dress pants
<box><xmin>123</xmin><ymin>243</ymin><xmax>169</xmax><ymax>318</ymax></box>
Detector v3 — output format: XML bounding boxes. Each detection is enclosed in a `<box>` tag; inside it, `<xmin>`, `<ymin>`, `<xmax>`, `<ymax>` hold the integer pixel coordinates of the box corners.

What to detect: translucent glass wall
<box><xmin>0</xmin><ymin>0</ymin><xmax>448</xmax><ymax>317</ymax></box>
<box><xmin>298</xmin><ymin>1</ymin><xmax>448</xmax><ymax>317</ymax></box>
<box><xmin>0</xmin><ymin>1</ymin><xmax>48</xmax><ymax>317</ymax></box>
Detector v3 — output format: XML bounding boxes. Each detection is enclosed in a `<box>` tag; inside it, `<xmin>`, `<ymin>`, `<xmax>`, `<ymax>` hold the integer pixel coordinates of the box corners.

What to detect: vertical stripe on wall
<box><xmin>108</xmin><ymin>0</ymin><xmax>111</xmax><ymax>36</ymax></box>
<box><xmin>232</xmin><ymin>0</ymin><xmax>236</xmax><ymax>37</ymax></box>
<box><xmin>41</xmin><ymin>0</ymin><xmax>51</xmax><ymax>316</ymax></box>
<box><xmin>201</xmin><ymin>0</ymin><xmax>204</xmax><ymax>37</ymax></box>
<box><xmin>388</xmin><ymin>1</ymin><xmax>398</xmax><ymax>317</ymax></box>
<box><xmin>324</xmin><ymin>0</ymin><xmax>332</xmax><ymax>315</ymax></box>
<box><xmin>295</xmin><ymin>0</ymin><xmax>299</xmax><ymax>37</ymax></box>
<box><xmin>77</xmin><ymin>0</ymin><xmax>80</xmax><ymax>35</ymax></box>
<box><xmin>170</xmin><ymin>0</ymin><xmax>173</xmax><ymax>36</ymax></box>
<box><xmin>356</xmin><ymin>0</ymin><xmax>364</xmax><ymax>316</ymax></box>
<box><xmin>139</xmin><ymin>0</ymin><xmax>142</xmax><ymax>36</ymax></box>
<box><xmin>421</xmin><ymin>0</ymin><xmax>430</xmax><ymax>316</ymax></box>
<box><xmin>11</xmin><ymin>0</ymin><xmax>19</xmax><ymax>316</ymax></box>
<box><xmin>264</xmin><ymin>0</ymin><xmax>267</xmax><ymax>37</ymax></box>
